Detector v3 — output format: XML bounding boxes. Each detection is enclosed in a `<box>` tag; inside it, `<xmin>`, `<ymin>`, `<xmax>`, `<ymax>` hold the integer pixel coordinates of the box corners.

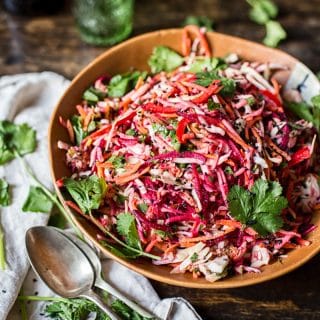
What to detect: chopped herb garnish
<box><xmin>227</xmin><ymin>178</ymin><xmax>287</xmax><ymax>236</ymax></box>
<box><xmin>286</xmin><ymin>94</ymin><xmax>320</xmax><ymax>132</ymax></box>
<box><xmin>108</xmin><ymin>71</ymin><xmax>147</xmax><ymax>98</ymax></box>
<box><xmin>116</xmin><ymin>213</ymin><xmax>142</xmax><ymax>250</ymax></box>
<box><xmin>64</xmin><ymin>175</ymin><xmax>106</xmax><ymax>214</ymax></box>
<box><xmin>108</xmin><ymin>154</ymin><xmax>126</xmax><ymax>169</ymax></box>
<box><xmin>196</xmin><ymin>71</ymin><xmax>236</xmax><ymax>97</ymax></box>
<box><xmin>224</xmin><ymin>166</ymin><xmax>233</xmax><ymax>175</ymax></box>
<box><xmin>207</xmin><ymin>98</ymin><xmax>221</xmax><ymax>110</ymax></box>
<box><xmin>148</xmin><ymin>46</ymin><xmax>184</xmax><ymax>73</ymax></box>
<box><xmin>190</xmin><ymin>252</ymin><xmax>198</xmax><ymax>263</ymax></box>
<box><xmin>138</xmin><ymin>202</ymin><xmax>148</xmax><ymax>213</ymax></box>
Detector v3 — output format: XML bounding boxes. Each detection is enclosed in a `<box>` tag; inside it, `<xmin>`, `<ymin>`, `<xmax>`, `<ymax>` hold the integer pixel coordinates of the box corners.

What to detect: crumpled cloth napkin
<box><xmin>0</xmin><ymin>72</ymin><xmax>202</xmax><ymax>320</ymax></box>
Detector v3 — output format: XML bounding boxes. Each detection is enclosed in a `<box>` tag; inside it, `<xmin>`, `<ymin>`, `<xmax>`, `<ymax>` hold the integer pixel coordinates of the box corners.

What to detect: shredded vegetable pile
<box><xmin>58</xmin><ymin>26</ymin><xmax>320</xmax><ymax>282</ymax></box>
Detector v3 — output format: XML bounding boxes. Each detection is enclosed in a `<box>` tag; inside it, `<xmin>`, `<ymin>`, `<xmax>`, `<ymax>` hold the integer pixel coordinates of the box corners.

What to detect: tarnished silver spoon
<box><xmin>56</xmin><ymin>229</ymin><xmax>154</xmax><ymax>318</ymax></box>
<box><xmin>25</xmin><ymin>226</ymin><xmax>120</xmax><ymax>320</ymax></box>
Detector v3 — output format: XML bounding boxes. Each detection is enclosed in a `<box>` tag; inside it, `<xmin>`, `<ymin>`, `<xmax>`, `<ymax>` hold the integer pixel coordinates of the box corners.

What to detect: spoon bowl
<box><xmin>25</xmin><ymin>226</ymin><xmax>120</xmax><ymax>320</ymax></box>
<box><xmin>57</xmin><ymin>229</ymin><xmax>154</xmax><ymax>318</ymax></box>
<box><xmin>26</xmin><ymin>226</ymin><xmax>94</xmax><ymax>298</ymax></box>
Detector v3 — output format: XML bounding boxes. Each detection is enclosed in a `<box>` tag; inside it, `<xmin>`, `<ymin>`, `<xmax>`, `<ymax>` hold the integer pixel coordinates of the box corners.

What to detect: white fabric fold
<box><xmin>0</xmin><ymin>72</ymin><xmax>202</xmax><ymax>320</ymax></box>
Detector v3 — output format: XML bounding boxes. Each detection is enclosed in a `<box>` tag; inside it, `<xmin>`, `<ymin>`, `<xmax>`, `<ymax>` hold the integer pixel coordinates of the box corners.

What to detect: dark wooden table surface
<box><xmin>1</xmin><ymin>0</ymin><xmax>320</xmax><ymax>319</ymax></box>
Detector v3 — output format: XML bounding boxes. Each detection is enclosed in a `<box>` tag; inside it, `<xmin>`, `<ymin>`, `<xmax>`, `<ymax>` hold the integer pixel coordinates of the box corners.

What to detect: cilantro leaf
<box><xmin>64</xmin><ymin>175</ymin><xmax>106</xmax><ymax>214</ymax></box>
<box><xmin>247</xmin><ymin>0</ymin><xmax>278</xmax><ymax>25</ymax></box>
<box><xmin>196</xmin><ymin>71</ymin><xmax>236</xmax><ymax>97</ymax></box>
<box><xmin>286</xmin><ymin>94</ymin><xmax>320</xmax><ymax>132</ymax></box>
<box><xmin>190</xmin><ymin>252</ymin><xmax>198</xmax><ymax>263</ymax></box>
<box><xmin>70</xmin><ymin>115</ymin><xmax>96</xmax><ymax>146</ymax></box>
<box><xmin>102</xmin><ymin>241</ymin><xmax>140</xmax><ymax>259</ymax></box>
<box><xmin>227</xmin><ymin>179</ymin><xmax>287</xmax><ymax>236</ymax></box>
<box><xmin>83</xmin><ymin>87</ymin><xmax>107</xmax><ymax>103</ymax></box>
<box><xmin>311</xmin><ymin>95</ymin><xmax>320</xmax><ymax>109</ymax></box>
<box><xmin>22</xmin><ymin>186</ymin><xmax>53</xmax><ymax>213</ymax></box>
<box><xmin>116</xmin><ymin>213</ymin><xmax>142</xmax><ymax>250</ymax></box>
<box><xmin>286</xmin><ymin>101</ymin><xmax>313</xmax><ymax>123</ymax></box>
<box><xmin>0</xmin><ymin>121</ymin><xmax>36</xmax><ymax>165</ymax></box>
<box><xmin>108</xmin><ymin>71</ymin><xmax>147</xmax><ymax>98</ymax></box>
<box><xmin>0</xmin><ymin>179</ymin><xmax>10</xmax><ymax>207</ymax></box>
<box><xmin>263</xmin><ymin>20</ymin><xmax>287</xmax><ymax>48</ymax></box>
<box><xmin>182</xmin><ymin>15</ymin><xmax>214</xmax><ymax>31</ymax></box>
<box><xmin>207</xmin><ymin>99</ymin><xmax>221</xmax><ymax>111</ymax></box>
<box><xmin>45</xmin><ymin>298</ymin><xmax>108</xmax><ymax>320</ymax></box>
<box><xmin>228</xmin><ymin>185</ymin><xmax>252</xmax><ymax>224</ymax></box>
<box><xmin>187</xmin><ymin>57</ymin><xmax>227</xmax><ymax>73</ymax></box>
<box><xmin>138</xmin><ymin>202</ymin><xmax>148</xmax><ymax>213</ymax></box>
<box><xmin>48</xmin><ymin>210</ymin><xmax>67</xmax><ymax>229</ymax></box>
<box><xmin>108</xmin><ymin>154</ymin><xmax>126</xmax><ymax>169</ymax></box>
<box><xmin>152</xmin><ymin>123</ymin><xmax>181</xmax><ymax>151</ymax></box>
<box><xmin>148</xmin><ymin>46</ymin><xmax>184</xmax><ymax>74</ymax></box>
<box><xmin>111</xmin><ymin>299</ymin><xmax>151</xmax><ymax>320</ymax></box>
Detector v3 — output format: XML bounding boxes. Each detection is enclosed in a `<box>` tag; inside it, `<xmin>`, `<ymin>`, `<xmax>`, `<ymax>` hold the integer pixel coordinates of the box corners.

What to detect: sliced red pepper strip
<box><xmin>176</xmin><ymin>118</ymin><xmax>190</xmax><ymax>143</ymax></box>
<box><xmin>288</xmin><ymin>146</ymin><xmax>311</xmax><ymax>167</ymax></box>
<box><xmin>116</xmin><ymin>110</ymin><xmax>137</xmax><ymax>126</ymax></box>
<box><xmin>142</xmin><ymin>102</ymin><xmax>177</xmax><ymax>113</ymax></box>
<box><xmin>261</xmin><ymin>89</ymin><xmax>282</xmax><ymax>108</ymax></box>
<box><xmin>191</xmin><ymin>82</ymin><xmax>221</xmax><ymax>104</ymax></box>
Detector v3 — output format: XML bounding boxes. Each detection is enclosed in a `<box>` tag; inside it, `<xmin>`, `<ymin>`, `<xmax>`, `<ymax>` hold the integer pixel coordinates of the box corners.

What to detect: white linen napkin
<box><xmin>0</xmin><ymin>72</ymin><xmax>202</xmax><ymax>320</ymax></box>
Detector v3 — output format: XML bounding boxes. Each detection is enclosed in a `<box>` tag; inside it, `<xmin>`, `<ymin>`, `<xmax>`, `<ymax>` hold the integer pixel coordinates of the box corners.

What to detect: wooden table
<box><xmin>1</xmin><ymin>0</ymin><xmax>320</xmax><ymax>319</ymax></box>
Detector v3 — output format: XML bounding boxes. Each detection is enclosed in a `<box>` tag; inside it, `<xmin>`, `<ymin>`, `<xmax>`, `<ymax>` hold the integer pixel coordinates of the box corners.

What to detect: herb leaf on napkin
<box><xmin>0</xmin><ymin>120</ymin><xmax>36</xmax><ymax>165</ymax></box>
<box><xmin>22</xmin><ymin>186</ymin><xmax>53</xmax><ymax>213</ymax></box>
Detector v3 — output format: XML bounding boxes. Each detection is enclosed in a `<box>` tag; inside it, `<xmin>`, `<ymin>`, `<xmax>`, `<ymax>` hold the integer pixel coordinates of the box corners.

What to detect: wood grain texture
<box><xmin>0</xmin><ymin>0</ymin><xmax>320</xmax><ymax>319</ymax></box>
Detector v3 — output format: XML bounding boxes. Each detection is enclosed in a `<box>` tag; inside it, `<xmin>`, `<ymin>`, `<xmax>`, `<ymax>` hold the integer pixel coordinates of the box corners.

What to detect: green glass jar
<box><xmin>73</xmin><ymin>0</ymin><xmax>134</xmax><ymax>46</ymax></box>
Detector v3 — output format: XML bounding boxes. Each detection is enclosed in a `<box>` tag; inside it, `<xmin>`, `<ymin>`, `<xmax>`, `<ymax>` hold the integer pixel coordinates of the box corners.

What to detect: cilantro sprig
<box><xmin>64</xmin><ymin>175</ymin><xmax>107</xmax><ymax>214</ymax></box>
<box><xmin>108</xmin><ymin>71</ymin><xmax>147</xmax><ymax>98</ymax></box>
<box><xmin>286</xmin><ymin>94</ymin><xmax>320</xmax><ymax>132</ymax></box>
<box><xmin>148</xmin><ymin>46</ymin><xmax>184</xmax><ymax>73</ymax></box>
<box><xmin>18</xmin><ymin>296</ymin><xmax>152</xmax><ymax>320</ymax></box>
<box><xmin>227</xmin><ymin>178</ymin><xmax>287</xmax><ymax>236</ymax></box>
<box><xmin>109</xmin><ymin>212</ymin><xmax>159</xmax><ymax>260</ymax></box>
<box><xmin>196</xmin><ymin>70</ymin><xmax>236</xmax><ymax>97</ymax></box>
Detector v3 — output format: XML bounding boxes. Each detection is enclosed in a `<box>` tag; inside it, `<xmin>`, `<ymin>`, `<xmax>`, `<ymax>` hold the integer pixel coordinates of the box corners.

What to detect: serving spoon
<box><xmin>56</xmin><ymin>228</ymin><xmax>154</xmax><ymax>319</ymax></box>
<box><xmin>25</xmin><ymin>226</ymin><xmax>120</xmax><ymax>320</ymax></box>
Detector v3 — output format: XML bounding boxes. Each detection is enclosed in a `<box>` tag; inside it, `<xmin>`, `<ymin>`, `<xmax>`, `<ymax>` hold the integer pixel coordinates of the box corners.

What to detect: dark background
<box><xmin>0</xmin><ymin>0</ymin><xmax>320</xmax><ymax>319</ymax></box>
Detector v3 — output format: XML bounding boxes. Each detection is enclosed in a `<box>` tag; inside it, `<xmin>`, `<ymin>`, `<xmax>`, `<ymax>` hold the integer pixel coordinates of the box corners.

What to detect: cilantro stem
<box><xmin>0</xmin><ymin>222</ymin><xmax>5</xmax><ymax>270</ymax></box>
<box><xmin>104</xmin><ymin>229</ymin><xmax>161</xmax><ymax>260</ymax></box>
<box><xmin>19</xmin><ymin>290</ymin><xmax>28</xmax><ymax>320</ymax></box>
<box><xmin>15</xmin><ymin>152</ymin><xmax>159</xmax><ymax>260</ymax></box>
<box><xmin>18</xmin><ymin>295</ymin><xmax>69</xmax><ymax>303</ymax></box>
<box><xmin>15</xmin><ymin>152</ymin><xmax>83</xmax><ymax>239</ymax></box>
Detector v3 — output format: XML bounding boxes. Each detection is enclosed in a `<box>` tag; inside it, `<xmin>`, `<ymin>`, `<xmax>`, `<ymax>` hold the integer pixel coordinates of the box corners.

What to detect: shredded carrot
<box><xmin>115</xmin><ymin>167</ymin><xmax>150</xmax><ymax>185</ymax></box>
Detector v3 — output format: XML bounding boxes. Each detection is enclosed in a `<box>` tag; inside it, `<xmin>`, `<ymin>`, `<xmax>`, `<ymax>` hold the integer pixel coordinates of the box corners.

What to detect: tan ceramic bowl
<box><xmin>49</xmin><ymin>29</ymin><xmax>320</xmax><ymax>288</ymax></box>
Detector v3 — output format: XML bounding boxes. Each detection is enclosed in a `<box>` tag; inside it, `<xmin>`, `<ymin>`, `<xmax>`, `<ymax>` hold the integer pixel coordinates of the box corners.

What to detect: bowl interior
<box><xmin>49</xmin><ymin>29</ymin><xmax>320</xmax><ymax>288</ymax></box>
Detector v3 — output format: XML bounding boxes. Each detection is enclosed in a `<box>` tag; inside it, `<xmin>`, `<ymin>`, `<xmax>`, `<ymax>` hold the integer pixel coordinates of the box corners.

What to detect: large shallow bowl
<box><xmin>49</xmin><ymin>29</ymin><xmax>320</xmax><ymax>288</ymax></box>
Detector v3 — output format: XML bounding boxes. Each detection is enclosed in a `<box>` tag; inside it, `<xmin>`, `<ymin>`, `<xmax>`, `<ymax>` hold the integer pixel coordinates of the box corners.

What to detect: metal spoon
<box><xmin>56</xmin><ymin>228</ymin><xmax>154</xmax><ymax>319</ymax></box>
<box><xmin>25</xmin><ymin>226</ymin><xmax>120</xmax><ymax>320</ymax></box>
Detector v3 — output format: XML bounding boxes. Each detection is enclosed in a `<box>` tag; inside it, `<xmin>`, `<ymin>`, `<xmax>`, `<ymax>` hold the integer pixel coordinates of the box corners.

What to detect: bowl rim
<box><xmin>48</xmin><ymin>28</ymin><xmax>320</xmax><ymax>288</ymax></box>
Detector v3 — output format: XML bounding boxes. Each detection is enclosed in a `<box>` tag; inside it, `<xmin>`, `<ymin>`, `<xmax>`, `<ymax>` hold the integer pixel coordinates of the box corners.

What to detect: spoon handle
<box><xmin>81</xmin><ymin>289</ymin><xmax>121</xmax><ymax>320</ymax></box>
<box><xmin>95</xmin><ymin>276</ymin><xmax>154</xmax><ymax>318</ymax></box>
